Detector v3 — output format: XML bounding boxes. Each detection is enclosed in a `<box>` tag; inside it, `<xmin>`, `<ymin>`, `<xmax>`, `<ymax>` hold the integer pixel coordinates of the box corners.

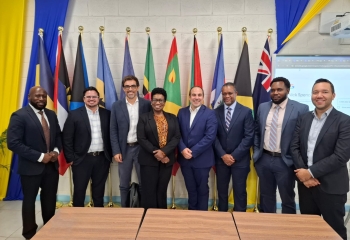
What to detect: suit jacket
<box><xmin>137</xmin><ymin>111</ymin><xmax>181</xmax><ymax>167</ymax></box>
<box><xmin>62</xmin><ymin>106</ymin><xmax>112</xmax><ymax>165</ymax></box>
<box><xmin>253</xmin><ymin>99</ymin><xmax>309</xmax><ymax>167</ymax></box>
<box><xmin>178</xmin><ymin>105</ymin><xmax>218</xmax><ymax>168</ymax></box>
<box><xmin>214</xmin><ymin>103</ymin><xmax>254</xmax><ymax>167</ymax></box>
<box><xmin>110</xmin><ymin>97</ymin><xmax>152</xmax><ymax>156</ymax></box>
<box><xmin>7</xmin><ymin>105</ymin><xmax>62</xmax><ymax>175</ymax></box>
<box><xmin>290</xmin><ymin>108</ymin><xmax>350</xmax><ymax>194</ymax></box>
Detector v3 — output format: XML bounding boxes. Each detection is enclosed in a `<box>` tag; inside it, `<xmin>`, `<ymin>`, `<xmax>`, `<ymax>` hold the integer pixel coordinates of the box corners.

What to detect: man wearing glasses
<box><xmin>63</xmin><ymin>86</ymin><xmax>112</xmax><ymax>207</ymax></box>
<box><xmin>110</xmin><ymin>75</ymin><xmax>152</xmax><ymax>207</ymax></box>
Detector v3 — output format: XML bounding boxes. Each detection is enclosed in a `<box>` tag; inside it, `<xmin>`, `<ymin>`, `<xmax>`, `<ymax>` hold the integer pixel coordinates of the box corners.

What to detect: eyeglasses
<box><xmin>84</xmin><ymin>96</ymin><xmax>99</xmax><ymax>99</ymax></box>
<box><xmin>123</xmin><ymin>85</ymin><xmax>137</xmax><ymax>90</ymax></box>
<box><xmin>152</xmin><ymin>99</ymin><xmax>165</xmax><ymax>104</ymax></box>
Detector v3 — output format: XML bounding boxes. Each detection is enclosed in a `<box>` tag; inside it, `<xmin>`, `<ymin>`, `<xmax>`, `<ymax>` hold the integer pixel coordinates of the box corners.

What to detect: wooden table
<box><xmin>232</xmin><ymin>212</ymin><xmax>342</xmax><ymax>240</ymax></box>
<box><xmin>32</xmin><ymin>207</ymin><xmax>144</xmax><ymax>240</ymax></box>
<box><xmin>137</xmin><ymin>209</ymin><xmax>239</xmax><ymax>240</ymax></box>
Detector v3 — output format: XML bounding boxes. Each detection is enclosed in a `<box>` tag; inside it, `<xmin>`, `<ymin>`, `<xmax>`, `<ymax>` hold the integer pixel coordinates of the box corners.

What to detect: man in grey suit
<box><xmin>291</xmin><ymin>79</ymin><xmax>350</xmax><ymax>239</ymax></box>
<box><xmin>110</xmin><ymin>75</ymin><xmax>151</xmax><ymax>207</ymax></box>
<box><xmin>253</xmin><ymin>77</ymin><xmax>309</xmax><ymax>214</ymax></box>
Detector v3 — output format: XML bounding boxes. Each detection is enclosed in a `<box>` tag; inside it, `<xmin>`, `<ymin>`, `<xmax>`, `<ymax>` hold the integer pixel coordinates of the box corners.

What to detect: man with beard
<box><xmin>253</xmin><ymin>77</ymin><xmax>308</xmax><ymax>214</ymax></box>
<box><xmin>7</xmin><ymin>86</ymin><xmax>62</xmax><ymax>239</ymax></box>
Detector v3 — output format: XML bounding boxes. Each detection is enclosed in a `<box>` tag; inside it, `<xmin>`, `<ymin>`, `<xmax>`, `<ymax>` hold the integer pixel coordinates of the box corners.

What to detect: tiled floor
<box><xmin>1</xmin><ymin>201</ymin><xmax>350</xmax><ymax>239</ymax></box>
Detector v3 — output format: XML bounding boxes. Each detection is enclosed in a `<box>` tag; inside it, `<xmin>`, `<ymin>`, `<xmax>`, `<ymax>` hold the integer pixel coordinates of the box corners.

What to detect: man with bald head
<box><xmin>8</xmin><ymin>86</ymin><xmax>62</xmax><ymax>240</ymax></box>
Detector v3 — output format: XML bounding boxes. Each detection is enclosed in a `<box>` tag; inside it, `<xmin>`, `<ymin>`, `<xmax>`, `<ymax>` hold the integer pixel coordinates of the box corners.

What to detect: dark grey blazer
<box><xmin>290</xmin><ymin>108</ymin><xmax>350</xmax><ymax>194</ymax></box>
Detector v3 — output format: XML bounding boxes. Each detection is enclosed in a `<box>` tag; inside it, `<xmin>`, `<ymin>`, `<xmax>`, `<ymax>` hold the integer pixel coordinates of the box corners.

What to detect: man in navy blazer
<box><xmin>7</xmin><ymin>86</ymin><xmax>62</xmax><ymax>239</ymax></box>
<box><xmin>214</xmin><ymin>83</ymin><xmax>254</xmax><ymax>212</ymax></box>
<box><xmin>110</xmin><ymin>75</ymin><xmax>152</xmax><ymax>207</ymax></box>
<box><xmin>291</xmin><ymin>79</ymin><xmax>350</xmax><ymax>239</ymax></box>
<box><xmin>178</xmin><ymin>86</ymin><xmax>218</xmax><ymax>211</ymax></box>
<box><xmin>63</xmin><ymin>87</ymin><xmax>112</xmax><ymax>208</ymax></box>
<box><xmin>253</xmin><ymin>77</ymin><xmax>309</xmax><ymax>214</ymax></box>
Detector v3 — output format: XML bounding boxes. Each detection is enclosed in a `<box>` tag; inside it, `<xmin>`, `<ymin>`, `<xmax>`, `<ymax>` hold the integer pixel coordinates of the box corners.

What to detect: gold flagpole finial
<box><xmin>268</xmin><ymin>28</ymin><xmax>273</xmax><ymax>36</ymax></box>
<box><xmin>145</xmin><ymin>27</ymin><xmax>150</xmax><ymax>35</ymax></box>
<box><xmin>172</xmin><ymin>28</ymin><xmax>177</xmax><ymax>36</ymax></box>
<box><xmin>126</xmin><ymin>27</ymin><xmax>131</xmax><ymax>34</ymax></box>
<box><xmin>58</xmin><ymin>26</ymin><xmax>64</xmax><ymax>33</ymax></box>
<box><xmin>78</xmin><ymin>26</ymin><xmax>84</xmax><ymax>34</ymax></box>
<box><xmin>217</xmin><ymin>27</ymin><xmax>222</xmax><ymax>35</ymax></box>
<box><xmin>193</xmin><ymin>28</ymin><xmax>198</xmax><ymax>35</ymax></box>
<box><xmin>242</xmin><ymin>27</ymin><xmax>247</xmax><ymax>33</ymax></box>
<box><xmin>99</xmin><ymin>26</ymin><xmax>105</xmax><ymax>33</ymax></box>
<box><xmin>38</xmin><ymin>28</ymin><xmax>44</xmax><ymax>37</ymax></box>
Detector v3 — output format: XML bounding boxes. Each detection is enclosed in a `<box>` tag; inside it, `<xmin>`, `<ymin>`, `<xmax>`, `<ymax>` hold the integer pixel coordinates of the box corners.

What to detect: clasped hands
<box><xmin>42</xmin><ymin>151</ymin><xmax>59</xmax><ymax>164</ymax></box>
<box><xmin>294</xmin><ymin>168</ymin><xmax>320</xmax><ymax>188</ymax></box>
<box><xmin>222</xmin><ymin>154</ymin><xmax>235</xmax><ymax>166</ymax></box>
<box><xmin>153</xmin><ymin>150</ymin><xmax>169</xmax><ymax>164</ymax></box>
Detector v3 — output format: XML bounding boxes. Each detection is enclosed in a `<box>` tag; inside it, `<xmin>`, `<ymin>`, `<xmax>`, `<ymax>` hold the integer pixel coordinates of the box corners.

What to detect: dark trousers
<box><xmin>216</xmin><ymin>164</ymin><xmax>250</xmax><ymax>212</ymax></box>
<box><xmin>181</xmin><ymin>166</ymin><xmax>211</xmax><ymax>211</ymax></box>
<box><xmin>255</xmin><ymin>153</ymin><xmax>296</xmax><ymax>214</ymax></box>
<box><xmin>20</xmin><ymin>162</ymin><xmax>59</xmax><ymax>239</ymax></box>
<box><xmin>140</xmin><ymin>163</ymin><xmax>172</xmax><ymax>209</ymax></box>
<box><xmin>72</xmin><ymin>154</ymin><xmax>110</xmax><ymax>207</ymax></box>
<box><xmin>298</xmin><ymin>183</ymin><xmax>347</xmax><ymax>239</ymax></box>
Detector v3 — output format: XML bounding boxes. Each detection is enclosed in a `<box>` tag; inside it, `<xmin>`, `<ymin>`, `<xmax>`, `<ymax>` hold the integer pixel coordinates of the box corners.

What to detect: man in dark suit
<box><xmin>7</xmin><ymin>86</ymin><xmax>61</xmax><ymax>239</ymax></box>
<box><xmin>63</xmin><ymin>86</ymin><xmax>112</xmax><ymax>207</ymax></box>
<box><xmin>291</xmin><ymin>79</ymin><xmax>350</xmax><ymax>240</ymax></box>
<box><xmin>110</xmin><ymin>75</ymin><xmax>151</xmax><ymax>207</ymax></box>
<box><xmin>253</xmin><ymin>77</ymin><xmax>309</xmax><ymax>214</ymax></box>
<box><xmin>214</xmin><ymin>83</ymin><xmax>254</xmax><ymax>212</ymax></box>
<box><xmin>178</xmin><ymin>86</ymin><xmax>218</xmax><ymax>211</ymax></box>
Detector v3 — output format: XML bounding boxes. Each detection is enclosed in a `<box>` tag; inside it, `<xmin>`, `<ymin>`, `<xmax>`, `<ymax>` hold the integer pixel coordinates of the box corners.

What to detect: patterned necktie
<box><xmin>226</xmin><ymin>107</ymin><xmax>232</xmax><ymax>131</ymax></box>
<box><xmin>38</xmin><ymin>111</ymin><xmax>50</xmax><ymax>152</ymax></box>
<box><xmin>269</xmin><ymin>105</ymin><xmax>280</xmax><ymax>151</ymax></box>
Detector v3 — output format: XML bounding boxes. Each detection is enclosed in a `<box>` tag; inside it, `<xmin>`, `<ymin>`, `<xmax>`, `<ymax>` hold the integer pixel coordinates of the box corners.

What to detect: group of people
<box><xmin>7</xmin><ymin>75</ymin><xmax>350</xmax><ymax>239</ymax></box>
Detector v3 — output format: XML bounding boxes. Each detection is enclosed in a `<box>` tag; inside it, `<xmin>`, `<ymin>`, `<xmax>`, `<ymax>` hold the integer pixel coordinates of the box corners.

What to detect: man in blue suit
<box><xmin>214</xmin><ymin>83</ymin><xmax>254</xmax><ymax>212</ymax></box>
<box><xmin>178</xmin><ymin>86</ymin><xmax>218</xmax><ymax>211</ymax></box>
<box><xmin>110</xmin><ymin>75</ymin><xmax>152</xmax><ymax>207</ymax></box>
<box><xmin>253</xmin><ymin>77</ymin><xmax>309</xmax><ymax>214</ymax></box>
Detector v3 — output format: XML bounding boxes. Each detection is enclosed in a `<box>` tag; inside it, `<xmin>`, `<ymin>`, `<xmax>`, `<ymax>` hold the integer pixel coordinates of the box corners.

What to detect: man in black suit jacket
<box><xmin>63</xmin><ymin>86</ymin><xmax>112</xmax><ymax>207</ymax></box>
<box><xmin>214</xmin><ymin>83</ymin><xmax>254</xmax><ymax>212</ymax></box>
<box><xmin>7</xmin><ymin>86</ymin><xmax>62</xmax><ymax>240</ymax></box>
<box><xmin>291</xmin><ymin>79</ymin><xmax>350</xmax><ymax>240</ymax></box>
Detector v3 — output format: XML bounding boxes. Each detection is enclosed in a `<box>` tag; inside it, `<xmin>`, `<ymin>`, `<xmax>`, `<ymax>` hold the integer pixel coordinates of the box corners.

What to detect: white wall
<box><xmin>20</xmin><ymin>0</ymin><xmax>350</xmax><ymax>206</ymax></box>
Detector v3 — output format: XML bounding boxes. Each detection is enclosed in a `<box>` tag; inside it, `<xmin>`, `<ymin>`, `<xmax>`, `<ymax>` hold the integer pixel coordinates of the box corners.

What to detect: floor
<box><xmin>1</xmin><ymin>201</ymin><xmax>350</xmax><ymax>239</ymax></box>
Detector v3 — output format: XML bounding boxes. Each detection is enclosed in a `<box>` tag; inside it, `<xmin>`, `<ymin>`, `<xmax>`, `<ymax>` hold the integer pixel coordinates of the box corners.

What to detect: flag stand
<box><xmin>170</xmin><ymin>176</ymin><xmax>176</xmax><ymax>209</ymax></box>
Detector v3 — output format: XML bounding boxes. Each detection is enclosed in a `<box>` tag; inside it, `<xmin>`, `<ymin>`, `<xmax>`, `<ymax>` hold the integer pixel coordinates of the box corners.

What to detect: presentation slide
<box><xmin>274</xmin><ymin>56</ymin><xmax>350</xmax><ymax>116</ymax></box>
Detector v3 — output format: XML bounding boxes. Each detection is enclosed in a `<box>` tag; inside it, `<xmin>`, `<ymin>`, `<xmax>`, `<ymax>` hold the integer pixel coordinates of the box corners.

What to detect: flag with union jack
<box><xmin>252</xmin><ymin>36</ymin><xmax>272</xmax><ymax>118</ymax></box>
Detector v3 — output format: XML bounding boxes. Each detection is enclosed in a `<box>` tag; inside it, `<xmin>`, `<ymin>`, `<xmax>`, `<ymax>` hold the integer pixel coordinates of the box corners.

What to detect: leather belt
<box><xmin>263</xmin><ymin>149</ymin><xmax>281</xmax><ymax>157</ymax></box>
<box><xmin>87</xmin><ymin>151</ymin><xmax>104</xmax><ymax>156</ymax></box>
<box><xmin>127</xmin><ymin>142</ymin><xmax>138</xmax><ymax>147</ymax></box>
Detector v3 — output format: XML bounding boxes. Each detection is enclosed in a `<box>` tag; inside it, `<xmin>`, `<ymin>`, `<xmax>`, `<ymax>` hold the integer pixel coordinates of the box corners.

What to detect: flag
<box><xmin>36</xmin><ymin>33</ymin><xmax>54</xmax><ymax>110</ymax></box>
<box><xmin>54</xmin><ymin>32</ymin><xmax>71</xmax><ymax>176</ymax></box>
<box><xmin>252</xmin><ymin>36</ymin><xmax>272</xmax><ymax>118</ymax></box>
<box><xmin>70</xmin><ymin>33</ymin><xmax>89</xmax><ymax>110</ymax></box>
<box><xmin>233</xmin><ymin>36</ymin><xmax>257</xmax><ymax>211</ymax></box>
<box><xmin>186</xmin><ymin>35</ymin><xmax>203</xmax><ymax>105</ymax></box>
<box><xmin>142</xmin><ymin>35</ymin><xmax>156</xmax><ymax>100</ymax></box>
<box><xmin>120</xmin><ymin>36</ymin><xmax>135</xmax><ymax>99</ymax></box>
<box><xmin>163</xmin><ymin>37</ymin><xmax>182</xmax><ymax>176</ymax></box>
<box><xmin>210</xmin><ymin>35</ymin><xmax>225</xmax><ymax>109</ymax></box>
<box><xmin>96</xmin><ymin>33</ymin><xmax>118</xmax><ymax>110</ymax></box>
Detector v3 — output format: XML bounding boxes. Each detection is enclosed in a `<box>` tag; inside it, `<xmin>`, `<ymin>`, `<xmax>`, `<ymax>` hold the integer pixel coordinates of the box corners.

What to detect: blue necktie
<box><xmin>269</xmin><ymin>105</ymin><xmax>280</xmax><ymax>151</ymax></box>
<box><xmin>226</xmin><ymin>107</ymin><xmax>232</xmax><ymax>131</ymax></box>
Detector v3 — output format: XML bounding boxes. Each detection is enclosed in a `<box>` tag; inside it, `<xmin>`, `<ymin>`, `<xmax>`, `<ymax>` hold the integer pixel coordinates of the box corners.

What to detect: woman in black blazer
<box><xmin>137</xmin><ymin>88</ymin><xmax>181</xmax><ymax>209</ymax></box>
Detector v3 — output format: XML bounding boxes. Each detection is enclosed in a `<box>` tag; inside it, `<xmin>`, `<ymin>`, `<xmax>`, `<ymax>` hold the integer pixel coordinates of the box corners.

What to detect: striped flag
<box><xmin>142</xmin><ymin>35</ymin><xmax>156</xmax><ymax>100</ymax></box>
<box><xmin>70</xmin><ymin>33</ymin><xmax>89</xmax><ymax>110</ymax></box>
<box><xmin>54</xmin><ymin>32</ymin><xmax>71</xmax><ymax>175</ymax></box>
<box><xmin>210</xmin><ymin>35</ymin><xmax>225</xmax><ymax>109</ymax></box>
<box><xmin>120</xmin><ymin>36</ymin><xmax>135</xmax><ymax>99</ymax></box>
<box><xmin>96</xmin><ymin>33</ymin><xmax>118</xmax><ymax>110</ymax></box>
<box><xmin>252</xmin><ymin>36</ymin><xmax>272</xmax><ymax>118</ymax></box>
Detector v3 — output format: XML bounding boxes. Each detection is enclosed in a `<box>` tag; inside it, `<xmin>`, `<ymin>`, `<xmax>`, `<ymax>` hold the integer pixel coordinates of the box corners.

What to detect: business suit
<box><xmin>7</xmin><ymin>105</ymin><xmax>61</xmax><ymax>239</ymax></box>
<box><xmin>291</xmin><ymin>108</ymin><xmax>350</xmax><ymax>239</ymax></box>
<box><xmin>110</xmin><ymin>97</ymin><xmax>151</xmax><ymax>207</ymax></box>
<box><xmin>137</xmin><ymin>111</ymin><xmax>181</xmax><ymax>209</ymax></box>
<box><xmin>178</xmin><ymin>105</ymin><xmax>217</xmax><ymax>210</ymax></box>
<box><xmin>253</xmin><ymin>99</ymin><xmax>308</xmax><ymax>213</ymax></box>
<box><xmin>63</xmin><ymin>106</ymin><xmax>112</xmax><ymax>207</ymax></box>
<box><xmin>214</xmin><ymin>102</ymin><xmax>254</xmax><ymax>212</ymax></box>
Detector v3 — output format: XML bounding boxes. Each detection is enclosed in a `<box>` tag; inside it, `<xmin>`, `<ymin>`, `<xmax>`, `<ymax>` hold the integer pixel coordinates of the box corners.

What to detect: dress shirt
<box><xmin>126</xmin><ymin>97</ymin><xmax>139</xmax><ymax>143</ymax></box>
<box><xmin>86</xmin><ymin>106</ymin><xmax>104</xmax><ymax>152</ymax></box>
<box><xmin>224</xmin><ymin>101</ymin><xmax>237</xmax><ymax>120</ymax></box>
<box><xmin>307</xmin><ymin>107</ymin><xmax>333</xmax><ymax>177</ymax></box>
<box><xmin>29</xmin><ymin>104</ymin><xmax>59</xmax><ymax>162</ymax></box>
<box><xmin>189</xmin><ymin>105</ymin><xmax>201</xmax><ymax>127</ymax></box>
<box><xmin>264</xmin><ymin>98</ymin><xmax>288</xmax><ymax>153</ymax></box>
